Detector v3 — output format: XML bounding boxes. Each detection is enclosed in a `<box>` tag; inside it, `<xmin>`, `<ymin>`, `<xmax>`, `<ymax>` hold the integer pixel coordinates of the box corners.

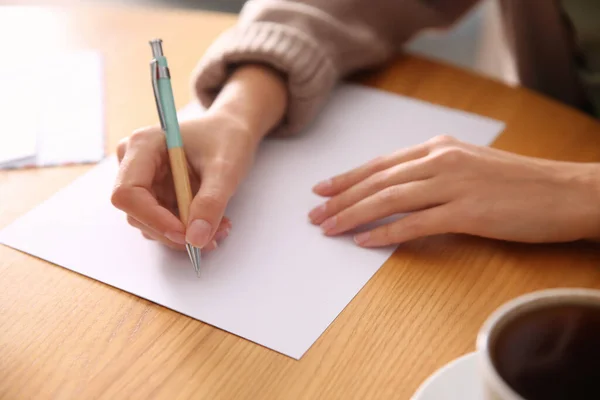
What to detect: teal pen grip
<box><xmin>156</xmin><ymin>56</ymin><xmax>183</xmax><ymax>149</ymax></box>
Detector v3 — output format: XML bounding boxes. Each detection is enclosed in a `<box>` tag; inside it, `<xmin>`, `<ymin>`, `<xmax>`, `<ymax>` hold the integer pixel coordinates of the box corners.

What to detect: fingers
<box><xmin>309</xmin><ymin>158</ymin><xmax>434</xmax><ymax>225</ymax></box>
<box><xmin>127</xmin><ymin>215</ymin><xmax>186</xmax><ymax>251</ymax></box>
<box><xmin>197</xmin><ymin>218</ymin><xmax>232</xmax><ymax>252</ymax></box>
<box><xmin>312</xmin><ymin>135</ymin><xmax>474</xmax><ymax>198</ymax></box>
<box><xmin>320</xmin><ymin>180</ymin><xmax>447</xmax><ymax>236</ymax></box>
<box><xmin>111</xmin><ymin>129</ymin><xmax>186</xmax><ymax>239</ymax></box>
<box><xmin>310</xmin><ymin>135</ymin><xmax>472</xmax><ymax>244</ymax></box>
<box><xmin>312</xmin><ymin>143</ymin><xmax>430</xmax><ymax>197</ymax></box>
<box><xmin>214</xmin><ymin>217</ymin><xmax>232</xmax><ymax>243</ymax></box>
<box><xmin>117</xmin><ymin>137</ymin><xmax>128</xmax><ymax>162</ymax></box>
<box><xmin>353</xmin><ymin>205</ymin><xmax>454</xmax><ymax>247</ymax></box>
<box><xmin>128</xmin><ymin>215</ymin><xmax>232</xmax><ymax>252</ymax></box>
<box><xmin>186</xmin><ymin>163</ymin><xmax>237</xmax><ymax>248</ymax></box>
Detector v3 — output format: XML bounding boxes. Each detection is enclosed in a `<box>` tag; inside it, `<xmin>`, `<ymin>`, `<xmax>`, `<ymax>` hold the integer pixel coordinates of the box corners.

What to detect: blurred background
<box><xmin>7</xmin><ymin>0</ymin><xmax>517</xmax><ymax>86</ymax></box>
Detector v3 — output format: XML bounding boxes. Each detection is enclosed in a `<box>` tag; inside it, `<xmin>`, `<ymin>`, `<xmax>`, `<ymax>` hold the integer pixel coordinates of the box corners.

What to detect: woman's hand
<box><xmin>309</xmin><ymin>135</ymin><xmax>600</xmax><ymax>246</ymax></box>
<box><xmin>111</xmin><ymin>65</ymin><xmax>287</xmax><ymax>251</ymax></box>
<box><xmin>112</xmin><ymin>114</ymin><xmax>255</xmax><ymax>251</ymax></box>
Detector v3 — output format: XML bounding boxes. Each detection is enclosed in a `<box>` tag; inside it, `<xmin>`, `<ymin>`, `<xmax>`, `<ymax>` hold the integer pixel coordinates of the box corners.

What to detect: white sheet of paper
<box><xmin>0</xmin><ymin>51</ymin><xmax>105</xmax><ymax>169</ymax></box>
<box><xmin>0</xmin><ymin>84</ymin><xmax>505</xmax><ymax>359</ymax></box>
<box><xmin>0</xmin><ymin>65</ymin><xmax>39</xmax><ymax>166</ymax></box>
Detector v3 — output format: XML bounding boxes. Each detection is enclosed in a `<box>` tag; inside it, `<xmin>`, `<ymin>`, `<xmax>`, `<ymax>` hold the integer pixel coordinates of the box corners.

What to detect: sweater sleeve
<box><xmin>191</xmin><ymin>0</ymin><xmax>480</xmax><ymax>135</ymax></box>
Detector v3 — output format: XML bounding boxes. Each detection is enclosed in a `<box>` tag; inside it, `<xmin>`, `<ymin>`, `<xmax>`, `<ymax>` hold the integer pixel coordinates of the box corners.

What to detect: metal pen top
<box><xmin>149</xmin><ymin>41</ymin><xmax>167</xmax><ymax>131</ymax></box>
<box><xmin>149</xmin><ymin>39</ymin><xmax>164</xmax><ymax>58</ymax></box>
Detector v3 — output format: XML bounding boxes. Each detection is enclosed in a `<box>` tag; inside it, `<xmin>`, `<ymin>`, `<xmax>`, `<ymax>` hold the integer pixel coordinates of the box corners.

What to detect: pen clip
<box><xmin>150</xmin><ymin>59</ymin><xmax>167</xmax><ymax>131</ymax></box>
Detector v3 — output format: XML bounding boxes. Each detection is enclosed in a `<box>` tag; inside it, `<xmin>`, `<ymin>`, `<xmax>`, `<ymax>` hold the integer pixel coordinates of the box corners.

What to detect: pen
<box><xmin>149</xmin><ymin>38</ymin><xmax>201</xmax><ymax>277</ymax></box>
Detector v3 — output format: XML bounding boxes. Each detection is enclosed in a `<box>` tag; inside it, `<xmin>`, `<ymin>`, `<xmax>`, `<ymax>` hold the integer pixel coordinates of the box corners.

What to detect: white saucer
<box><xmin>412</xmin><ymin>352</ymin><xmax>484</xmax><ymax>400</ymax></box>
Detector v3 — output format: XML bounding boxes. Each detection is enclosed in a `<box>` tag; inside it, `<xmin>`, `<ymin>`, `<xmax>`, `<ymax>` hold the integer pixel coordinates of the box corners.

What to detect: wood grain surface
<box><xmin>1</xmin><ymin>4</ymin><xmax>600</xmax><ymax>400</ymax></box>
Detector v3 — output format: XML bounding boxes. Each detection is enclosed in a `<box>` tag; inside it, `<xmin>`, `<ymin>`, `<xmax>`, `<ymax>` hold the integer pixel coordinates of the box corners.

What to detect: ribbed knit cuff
<box><xmin>191</xmin><ymin>22</ymin><xmax>338</xmax><ymax>136</ymax></box>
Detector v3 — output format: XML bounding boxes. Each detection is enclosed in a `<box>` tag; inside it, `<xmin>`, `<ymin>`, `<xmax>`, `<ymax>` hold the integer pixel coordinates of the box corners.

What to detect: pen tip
<box><xmin>186</xmin><ymin>243</ymin><xmax>201</xmax><ymax>277</ymax></box>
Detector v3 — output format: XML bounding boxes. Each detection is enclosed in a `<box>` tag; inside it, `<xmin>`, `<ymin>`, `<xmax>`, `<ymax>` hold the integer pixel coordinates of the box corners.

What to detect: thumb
<box><xmin>185</xmin><ymin>166</ymin><xmax>235</xmax><ymax>248</ymax></box>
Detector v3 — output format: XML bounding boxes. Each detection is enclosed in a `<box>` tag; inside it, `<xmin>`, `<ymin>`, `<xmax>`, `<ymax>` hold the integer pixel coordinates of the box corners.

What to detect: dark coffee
<box><xmin>492</xmin><ymin>303</ymin><xmax>600</xmax><ymax>400</ymax></box>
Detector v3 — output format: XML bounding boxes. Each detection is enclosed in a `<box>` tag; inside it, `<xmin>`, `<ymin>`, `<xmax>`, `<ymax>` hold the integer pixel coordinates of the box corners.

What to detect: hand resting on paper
<box><xmin>309</xmin><ymin>135</ymin><xmax>600</xmax><ymax>246</ymax></box>
<box><xmin>111</xmin><ymin>65</ymin><xmax>287</xmax><ymax>251</ymax></box>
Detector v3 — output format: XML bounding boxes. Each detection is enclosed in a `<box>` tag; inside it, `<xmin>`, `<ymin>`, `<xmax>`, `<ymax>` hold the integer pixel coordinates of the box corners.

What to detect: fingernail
<box><xmin>320</xmin><ymin>216</ymin><xmax>337</xmax><ymax>233</ymax></box>
<box><xmin>165</xmin><ymin>231</ymin><xmax>186</xmax><ymax>245</ymax></box>
<box><xmin>354</xmin><ymin>232</ymin><xmax>370</xmax><ymax>246</ymax></box>
<box><xmin>214</xmin><ymin>228</ymin><xmax>230</xmax><ymax>242</ymax></box>
<box><xmin>309</xmin><ymin>204</ymin><xmax>326</xmax><ymax>222</ymax></box>
<box><xmin>313</xmin><ymin>179</ymin><xmax>332</xmax><ymax>192</ymax></box>
<box><xmin>187</xmin><ymin>219</ymin><xmax>213</xmax><ymax>248</ymax></box>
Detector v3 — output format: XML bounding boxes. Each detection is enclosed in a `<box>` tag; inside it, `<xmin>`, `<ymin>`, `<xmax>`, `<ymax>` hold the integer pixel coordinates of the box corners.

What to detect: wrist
<box><xmin>206</xmin><ymin>64</ymin><xmax>288</xmax><ymax>142</ymax></box>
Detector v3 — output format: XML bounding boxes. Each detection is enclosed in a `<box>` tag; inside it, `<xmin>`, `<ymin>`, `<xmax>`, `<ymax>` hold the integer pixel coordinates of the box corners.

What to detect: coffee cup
<box><xmin>476</xmin><ymin>288</ymin><xmax>600</xmax><ymax>400</ymax></box>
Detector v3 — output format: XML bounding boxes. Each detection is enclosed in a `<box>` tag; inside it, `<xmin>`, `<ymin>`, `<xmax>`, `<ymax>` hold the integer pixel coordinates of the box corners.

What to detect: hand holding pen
<box><xmin>111</xmin><ymin>41</ymin><xmax>287</xmax><ymax>272</ymax></box>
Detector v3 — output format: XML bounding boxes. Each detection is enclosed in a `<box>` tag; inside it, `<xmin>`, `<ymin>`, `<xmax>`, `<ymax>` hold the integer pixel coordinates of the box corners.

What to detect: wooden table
<box><xmin>2</xmin><ymin>4</ymin><xmax>600</xmax><ymax>399</ymax></box>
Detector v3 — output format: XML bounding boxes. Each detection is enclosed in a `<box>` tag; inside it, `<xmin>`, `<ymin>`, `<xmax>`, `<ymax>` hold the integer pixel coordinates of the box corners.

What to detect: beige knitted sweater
<box><xmin>192</xmin><ymin>0</ymin><xmax>596</xmax><ymax>135</ymax></box>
